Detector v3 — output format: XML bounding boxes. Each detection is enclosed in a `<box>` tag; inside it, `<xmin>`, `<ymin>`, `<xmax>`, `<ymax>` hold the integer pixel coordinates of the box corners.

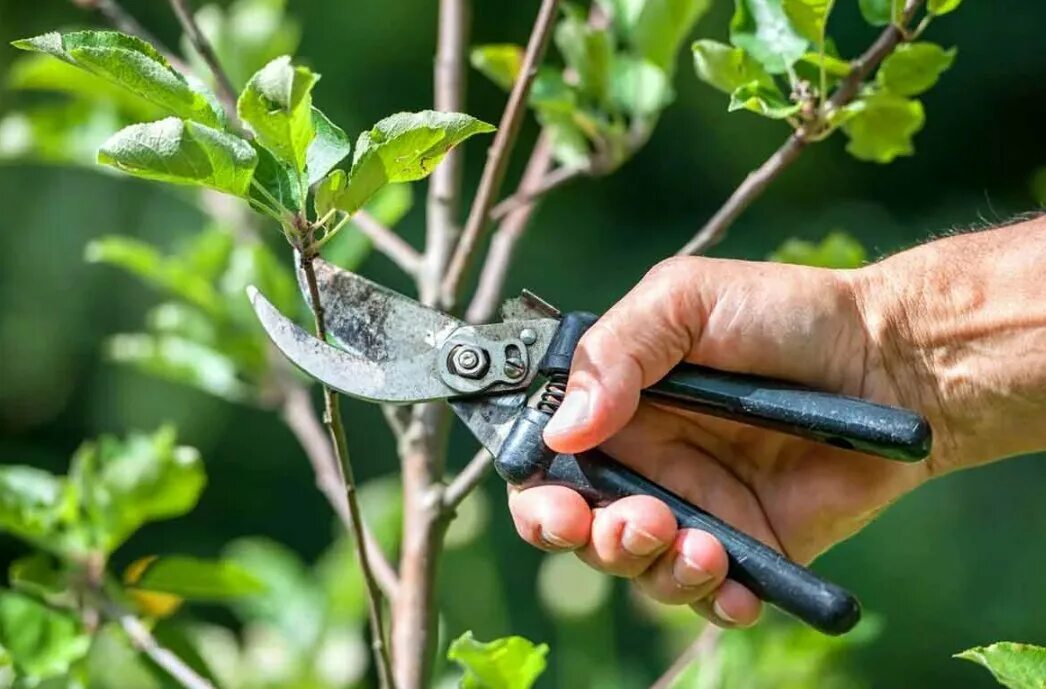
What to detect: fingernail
<box><xmin>622</xmin><ymin>525</ymin><xmax>664</xmax><ymax>557</ymax></box>
<box><xmin>544</xmin><ymin>390</ymin><xmax>591</xmax><ymax>437</ymax></box>
<box><xmin>712</xmin><ymin>599</ymin><xmax>737</xmax><ymax>625</ymax></box>
<box><xmin>673</xmin><ymin>555</ymin><xmax>712</xmax><ymax>588</ymax></box>
<box><xmin>540</xmin><ymin>527</ymin><xmax>577</xmax><ymax>551</ymax></box>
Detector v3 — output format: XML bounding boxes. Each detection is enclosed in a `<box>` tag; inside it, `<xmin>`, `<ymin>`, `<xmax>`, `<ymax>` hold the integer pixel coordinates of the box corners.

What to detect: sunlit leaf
<box><xmin>98</xmin><ymin>117</ymin><xmax>258</xmax><ymax>196</ymax></box>
<box><xmin>955</xmin><ymin>643</ymin><xmax>1046</xmax><ymax>689</ymax></box>
<box><xmin>71</xmin><ymin>426</ymin><xmax>206</xmax><ymax>553</ymax></box>
<box><xmin>928</xmin><ymin>0</ymin><xmax>962</xmax><ymax>15</ymax></box>
<box><xmin>107</xmin><ymin>333</ymin><xmax>252</xmax><ymax>402</ymax></box>
<box><xmin>306</xmin><ymin>107</ymin><xmax>351</xmax><ymax>186</ymax></box>
<box><xmin>12</xmin><ymin>30</ymin><xmax>221</xmax><ymax>126</ymax></box>
<box><xmin>0</xmin><ymin>591</ymin><xmax>89</xmax><ymax>682</ymax></box>
<box><xmin>128</xmin><ymin>556</ymin><xmax>264</xmax><ymax>601</ymax></box>
<box><xmin>0</xmin><ymin>467</ymin><xmax>77</xmax><ymax>553</ymax></box>
<box><xmin>692</xmin><ymin>40</ymin><xmax>776</xmax><ymax>94</ymax></box>
<box><xmin>798</xmin><ymin>51</ymin><xmax>851</xmax><ymax>78</ymax></box>
<box><xmin>603</xmin><ymin>0</ymin><xmax>712</xmax><ymax>72</ymax></box>
<box><xmin>237</xmin><ymin>56</ymin><xmax>319</xmax><ymax>173</ymax></box>
<box><xmin>877</xmin><ymin>42</ymin><xmax>956</xmax><ymax>97</ymax></box>
<box><xmin>470</xmin><ymin>44</ymin><xmax>524</xmax><ymax>91</ymax></box>
<box><xmin>730</xmin><ymin>0</ymin><xmax>809</xmax><ymax>74</ymax></box>
<box><xmin>782</xmin><ymin>0</ymin><xmax>834</xmax><ymax>44</ymax></box>
<box><xmin>729</xmin><ymin>81</ymin><xmax>801</xmax><ymax>119</ymax></box>
<box><xmin>840</xmin><ymin>93</ymin><xmax>925</xmax><ymax>163</ymax></box>
<box><xmin>448</xmin><ymin>631</ymin><xmax>549</xmax><ymax>689</ymax></box>
<box><xmin>9</xmin><ymin>553</ymin><xmax>67</xmax><ymax>600</ymax></box>
<box><xmin>326</xmin><ymin>111</ymin><xmax>494</xmax><ymax>214</ymax></box>
<box><xmin>858</xmin><ymin>0</ymin><xmax>893</xmax><ymax>26</ymax></box>
<box><xmin>323</xmin><ymin>184</ymin><xmax>414</xmax><ymax>270</ymax></box>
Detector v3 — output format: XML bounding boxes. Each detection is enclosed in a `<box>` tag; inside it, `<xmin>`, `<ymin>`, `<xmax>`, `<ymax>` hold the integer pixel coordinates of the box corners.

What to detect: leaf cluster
<box><xmin>692</xmin><ymin>0</ymin><xmax>961</xmax><ymax>163</ymax></box>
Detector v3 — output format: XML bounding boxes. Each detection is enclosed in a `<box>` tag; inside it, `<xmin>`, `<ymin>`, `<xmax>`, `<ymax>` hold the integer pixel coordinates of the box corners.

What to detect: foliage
<box><xmin>447</xmin><ymin>632</ymin><xmax>549</xmax><ymax>689</ymax></box>
<box><xmin>769</xmin><ymin>231</ymin><xmax>866</xmax><ymax>268</ymax></box>
<box><xmin>692</xmin><ymin>0</ymin><xmax>961</xmax><ymax>163</ymax></box>
<box><xmin>956</xmin><ymin>643</ymin><xmax>1046</xmax><ymax>689</ymax></box>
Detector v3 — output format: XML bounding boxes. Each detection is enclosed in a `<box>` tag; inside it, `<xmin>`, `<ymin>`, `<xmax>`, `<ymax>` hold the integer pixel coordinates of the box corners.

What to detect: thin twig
<box><xmin>168</xmin><ymin>0</ymin><xmax>240</xmax><ymax>123</ymax></box>
<box><xmin>488</xmin><ymin>163</ymin><xmax>583</xmax><ymax>222</ymax></box>
<box><xmin>354</xmin><ymin>210</ymin><xmax>423</xmax><ymax>276</ymax></box>
<box><xmin>649</xmin><ymin>625</ymin><xmax>722</xmax><ymax>689</ymax></box>
<box><xmin>443</xmin><ymin>448</ymin><xmax>492</xmax><ymax>512</ymax></box>
<box><xmin>678</xmin><ymin>0</ymin><xmax>925</xmax><ymax>255</ymax></box>
<box><xmin>116</xmin><ymin>609</ymin><xmax>216</xmax><ymax>689</ymax></box>
<box><xmin>465</xmin><ymin>130</ymin><xmax>555</xmax><ymax>324</ymax></box>
<box><xmin>439</xmin><ymin>0</ymin><xmax>561</xmax><ymax>308</ymax></box>
<box><xmin>280</xmin><ymin>381</ymin><xmax>400</xmax><ymax>599</ymax></box>
<box><xmin>422</xmin><ymin>0</ymin><xmax>471</xmax><ymax>306</ymax></box>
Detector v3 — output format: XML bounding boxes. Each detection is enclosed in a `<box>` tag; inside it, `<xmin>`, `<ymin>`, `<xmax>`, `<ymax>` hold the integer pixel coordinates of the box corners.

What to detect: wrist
<box><xmin>850</xmin><ymin>218</ymin><xmax>1046</xmax><ymax>475</ymax></box>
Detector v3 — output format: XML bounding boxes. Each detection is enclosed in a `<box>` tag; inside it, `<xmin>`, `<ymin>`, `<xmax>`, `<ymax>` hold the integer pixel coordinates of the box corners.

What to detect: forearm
<box><xmin>854</xmin><ymin>215</ymin><xmax>1046</xmax><ymax>474</ymax></box>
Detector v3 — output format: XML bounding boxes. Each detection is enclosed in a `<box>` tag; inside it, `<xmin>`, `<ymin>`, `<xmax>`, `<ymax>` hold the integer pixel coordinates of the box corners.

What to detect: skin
<box><xmin>507</xmin><ymin>216</ymin><xmax>1046</xmax><ymax>628</ymax></box>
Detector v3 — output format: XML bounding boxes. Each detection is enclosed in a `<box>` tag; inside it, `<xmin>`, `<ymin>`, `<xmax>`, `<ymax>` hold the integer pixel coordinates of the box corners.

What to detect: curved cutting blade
<box><xmin>248</xmin><ymin>286</ymin><xmax>458</xmax><ymax>403</ymax></box>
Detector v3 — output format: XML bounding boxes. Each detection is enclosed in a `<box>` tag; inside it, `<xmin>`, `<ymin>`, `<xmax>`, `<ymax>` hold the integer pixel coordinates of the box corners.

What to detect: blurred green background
<box><xmin>0</xmin><ymin>1</ymin><xmax>1043</xmax><ymax>687</ymax></box>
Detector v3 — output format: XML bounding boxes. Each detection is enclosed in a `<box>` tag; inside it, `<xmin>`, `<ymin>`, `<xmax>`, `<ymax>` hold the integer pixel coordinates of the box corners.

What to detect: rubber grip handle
<box><xmin>644</xmin><ymin>363</ymin><xmax>932</xmax><ymax>462</ymax></box>
<box><xmin>540</xmin><ymin>445</ymin><xmax>861</xmax><ymax>635</ymax></box>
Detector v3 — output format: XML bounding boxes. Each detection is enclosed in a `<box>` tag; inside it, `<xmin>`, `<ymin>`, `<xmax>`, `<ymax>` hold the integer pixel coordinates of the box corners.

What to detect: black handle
<box><xmin>542</xmin><ymin>446</ymin><xmax>860</xmax><ymax>635</ymax></box>
<box><xmin>495</xmin><ymin>408</ymin><xmax>860</xmax><ymax>636</ymax></box>
<box><xmin>644</xmin><ymin>363</ymin><xmax>931</xmax><ymax>461</ymax></box>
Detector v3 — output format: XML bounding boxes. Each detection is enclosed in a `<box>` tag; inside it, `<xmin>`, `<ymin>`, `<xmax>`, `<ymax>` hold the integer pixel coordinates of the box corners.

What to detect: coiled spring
<box><xmin>536</xmin><ymin>372</ymin><xmax>568</xmax><ymax>415</ymax></box>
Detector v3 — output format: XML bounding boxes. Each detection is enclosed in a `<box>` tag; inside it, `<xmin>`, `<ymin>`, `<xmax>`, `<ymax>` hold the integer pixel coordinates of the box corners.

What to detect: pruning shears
<box><xmin>247</xmin><ymin>257</ymin><xmax>932</xmax><ymax>636</ymax></box>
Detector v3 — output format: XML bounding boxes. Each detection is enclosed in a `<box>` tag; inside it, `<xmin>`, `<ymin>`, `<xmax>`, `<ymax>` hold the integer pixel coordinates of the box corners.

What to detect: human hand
<box><xmin>507</xmin><ymin>255</ymin><xmax>938</xmax><ymax>628</ymax></box>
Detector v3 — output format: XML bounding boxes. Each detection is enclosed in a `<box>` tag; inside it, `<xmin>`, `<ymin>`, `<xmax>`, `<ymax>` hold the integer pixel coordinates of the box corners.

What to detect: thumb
<box><xmin>543</xmin><ymin>259</ymin><xmax>705</xmax><ymax>453</ymax></box>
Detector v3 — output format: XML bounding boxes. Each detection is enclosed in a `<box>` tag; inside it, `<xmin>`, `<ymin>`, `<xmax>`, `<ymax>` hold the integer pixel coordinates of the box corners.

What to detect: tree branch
<box><xmin>422</xmin><ymin>0</ymin><xmax>471</xmax><ymax>306</ymax></box>
<box><xmin>439</xmin><ymin>0</ymin><xmax>561</xmax><ymax>308</ymax></box>
<box><xmin>299</xmin><ymin>251</ymin><xmax>396</xmax><ymax>689</ymax></box>
<box><xmin>280</xmin><ymin>380</ymin><xmax>400</xmax><ymax>599</ymax></box>
<box><xmin>678</xmin><ymin>0</ymin><xmax>925</xmax><ymax>256</ymax></box>
<box><xmin>465</xmin><ymin>130</ymin><xmax>555</xmax><ymax>324</ymax></box>
<box><xmin>649</xmin><ymin>625</ymin><xmax>722</xmax><ymax>689</ymax></box>
<box><xmin>352</xmin><ymin>210</ymin><xmax>423</xmax><ymax>277</ymax></box>
<box><xmin>115</xmin><ymin>608</ymin><xmax>216</xmax><ymax>689</ymax></box>
<box><xmin>488</xmin><ymin>162</ymin><xmax>581</xmax><ymax>222</ymax></box>
<box><xmin>167</xmin><ymin>0</ymin><xmax>240</xmax><ymax>124</ymax></box>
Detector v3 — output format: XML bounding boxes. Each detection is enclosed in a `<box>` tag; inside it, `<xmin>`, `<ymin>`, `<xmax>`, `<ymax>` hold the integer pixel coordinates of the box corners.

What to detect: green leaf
<box><xmin>12</xmin><ymin>31</ymin><xmax>221</xmax><ymax>127</ymax></box>
<box><xmin>220</xmin><ymin>241</ymin><xmax>298</xmax><ymax>324</ymax></box>
<box><xmin>877</xmin><ymin>42</ymin><xmax>957</xmax><ymax>96</ymax></box>
<box><xmin>129</xmin><ymin>556</ymin><xmax>264</xmax><ymax>601</ymax></box>
<box><xmin>692</xmin><ymin>40</ymin><xmax>776</xmax><ymax>94</ymax></box>
<box><xmin>0</xmin><ymin>101</ymin><xmax>121</xmax><ymax>166</ymax></box>
<box><xmin>529</xmin><ymin>68</ymin><xmax>578</xmax><ymax>117</ymax></box>
<box><xmin>555</xmin><ymin>11</ymin><xmax>613</xmax><ymax>105</ymax></box>
<box><xmin>798</xmin><ymin>50</ymin><xmax>851</xmax><ymax>78</ymax></box>
<box><xmin>0</xmin><ymin>467</ymin><xmax>77</xmax><ymax>553</ymax></box>
<box><xmin>250</xmin><ymin>144</ymin><xmax>303</xmax><ymax>213</ymax></box>
<box><xmin>769</xmin><ymin>231</ymin><xmax>866</xmax><ymax>268</ymax></box>
<box><xmin>858</xmin><ymin>0</ymin><xmax>893</xmax><ymax>26</ymax></box>
<box><xmin>730</xmin><ymin>0</ymin><xmax>809</xmax><ymax>74</ymax></box>
<box><xmin>0</xmin><ymin>591</ymin><xmax>89</xmax><ymax>682</ymax></box>
<box><xmin>609</xmin><ymin>57</ymin><xmax>673</xmax><ymax>117</ymax></box>
<box><xmin>98</xmin><ymin>117</ymin><xmax>258</xmax><ymax>197</ymax></box>
<box><xmin>605</xmin><ymin>0</ymin><xmax>713</xmax><ymax>72</ymax></box>
<box><xmin>71</xmin><ymin>427</ymin><xmax>206</xmax><ymax>553</ymax></box>
<box><xmin>782</xmin><ymin>0</ymin><xmax>834</xmax><ymax>44</ymax></box>
<box><xmin>237</xmin><ymin>55</ymin><xmax>319</xmax><ymax>172</ymax></box>
<box><xmin>10</xmin><ymin>554</ymin><xmax>67</xmax><ymax>600</ymax></box>
<box><xmin>107</xmin><ymin>333</ymin><xmax>252</xmax><ymax>402</ymax></box>
<box><xmin>7</xmin><ymin>53</ymin><xmax>163</xmax><ymax>121</ymax></box>
<box><xmin>306</xmin><ymin>107</ymin><xmax>350</xmax><ymax>186</ymax></box>
<box><xmin>85</xmin><ymin>235</ymin><xmax>224</xmax><ymax>316</ymax></box>
<box><xmin>956</xmin><ymin>643</ymin><xmax>1046</xmax><ymax>689</ymax></box>
<box><xmin>323</xmin><ymin>184</ymin><xmax>414</xmax><ymax>270</ymax></box>
<box><xmin>729</xmin><ymin>81</ymin><xmax>801</xmax><ymax>118</ymax></box>
<box><xmin>840</xmin><ymin>93</ymin><xmax>925</xmax><ymax>163</ymax></box>
<box><xmin>470</xmin><ymin>44</ymin><xmax>524</xmax><ymax>91</ymax></box>
<box><xmin>928</xmin><ymin>0</ymin><xmax>962</xmax><ymax>15</ymax></box>
<box><xmin>328</xmin><ymin>111</ymin><xmax>494</xmax><ymax>213</ymax></box>
<box><xmin>447</xmin><ymin>631</ymin><xmax>549</xmax><ymax>689</ymax></box>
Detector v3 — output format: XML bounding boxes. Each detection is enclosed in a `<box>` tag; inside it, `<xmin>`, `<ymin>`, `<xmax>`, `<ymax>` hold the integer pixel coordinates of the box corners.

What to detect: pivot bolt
<box><xmin>449</xmin><ymin>345</ymin><xmax>489</xmax><ymax>379</ymax></box>
<box><xmin>520</xmin><ymin>328</ymin><xmax>537</xmax><ymax>346</ymax></box>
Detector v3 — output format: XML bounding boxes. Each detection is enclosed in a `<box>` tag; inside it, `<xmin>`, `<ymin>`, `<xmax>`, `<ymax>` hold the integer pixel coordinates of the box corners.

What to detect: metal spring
<box><xmin>536</xmin><ymin>372</ymin><xmax>568</xmax><ymax>415</ymax></box>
